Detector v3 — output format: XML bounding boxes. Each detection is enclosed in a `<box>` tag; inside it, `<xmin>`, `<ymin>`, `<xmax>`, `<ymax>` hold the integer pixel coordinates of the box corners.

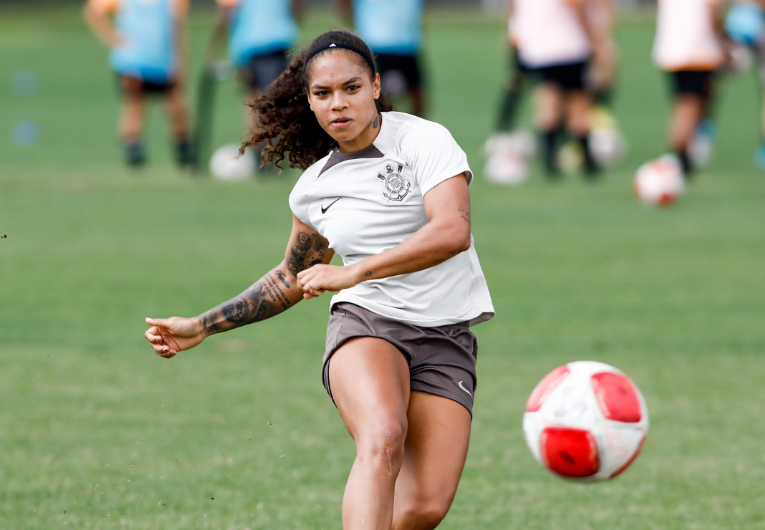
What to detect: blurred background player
<box><xmin>84</xmin><ymin>0</ymin><xmax>191</xmax><ymax>168</ymax></box>
<box><xmin>725</xmin><ymin>0</ymin><xmax>765</xmax><ymax>168</ymax></box>
<box><xmin>588</xmin><ymin>0</ymin><xmax>617</xmax><ymax>114</ymax></box>
<box><xmin>492</xmin><ymin>1</ymin><xmax>529</xmax><ymax>136</ymax></box>
<box><xmin>207</xmin><ymin>0</ymin><xmax>302</xmax><ymax>172</ymax></box>
<box><xmin>653</xmin><ymin>0</ymin><xmax>727</xmax><ymax>176</ymax></box>
<box><xmin>512</xmin><ymin>0</ymin><xmax>604</xmax><ymax>178</ymax></box>
<box><xmin>338</xmin><ymin>0</ymin><xmax>427</xmax><ymax>117</ymax></box>
<box><xmin>482</xmin><ymin>0</ymin><xmax>534</xmax><ymax>167</ymax></box>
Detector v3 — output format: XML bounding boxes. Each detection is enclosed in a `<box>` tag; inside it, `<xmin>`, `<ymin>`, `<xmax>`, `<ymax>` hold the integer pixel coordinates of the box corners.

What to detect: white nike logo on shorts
<box><xmin>458</xmin><ymin>380</ymin><xmax>473</xmax><ymax>398</ymax></box>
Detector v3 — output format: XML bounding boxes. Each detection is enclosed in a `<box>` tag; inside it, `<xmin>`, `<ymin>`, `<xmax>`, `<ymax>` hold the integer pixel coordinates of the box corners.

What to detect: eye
<box><xmin>313</xmin><ymin>90</ymin><xmax>329</xmax><ymax>97</ymax></box>
<box><xmin>346</xmin><ymin>85</ymin><xmax>360</xmax><ymax>92</ymax></box>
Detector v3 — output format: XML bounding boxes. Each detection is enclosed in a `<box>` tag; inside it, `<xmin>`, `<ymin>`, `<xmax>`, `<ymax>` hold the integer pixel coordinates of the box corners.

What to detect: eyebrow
<box><xmin>311</xmin><ymin>77</ymin><xmax>363</xmax><ymax>90</ymax></box>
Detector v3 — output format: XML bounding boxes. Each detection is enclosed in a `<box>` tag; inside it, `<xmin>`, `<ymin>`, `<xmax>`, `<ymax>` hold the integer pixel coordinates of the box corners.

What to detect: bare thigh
<box><xmin>392</xmin><ymin>391</ymin><xmax>472</xmax><ymax>527</ymax></box>
<box><xmin>328</xmin><ymin>337</ymin><xmax>411</xmax><ymax>442</ymax></box>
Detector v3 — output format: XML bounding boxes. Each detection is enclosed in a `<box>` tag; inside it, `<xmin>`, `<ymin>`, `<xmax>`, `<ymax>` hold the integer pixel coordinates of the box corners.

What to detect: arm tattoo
<box><xmin>197</xmin><ymin>270</ymin><xmax>296</xmax><ymax>335</ymax></box>
<box><xmin>286</xmin><ymin>232</ymin><xmax>327</xmax><ymax>276</ymax></box>
<box><xmin>196</xmin><ymin>231</ymin><xmax>327</xmax><ymax>336</ymax></box>
<box><xmin>458</xmin><ymin>205</ymin><xmax>471</xmax><ymax>224</ymax></box>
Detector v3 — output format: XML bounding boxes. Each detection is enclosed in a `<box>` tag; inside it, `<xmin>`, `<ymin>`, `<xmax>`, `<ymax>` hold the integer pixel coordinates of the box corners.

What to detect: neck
<box><xmin>337</xmin><ymin>113</ymin><xmax>382</xmax><ymax>153</ymax></box>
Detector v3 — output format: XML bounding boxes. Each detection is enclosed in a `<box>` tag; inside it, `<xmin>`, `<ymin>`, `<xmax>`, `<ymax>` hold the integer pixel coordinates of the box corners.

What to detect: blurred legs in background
<box><xmin>120</xmin><ymin>86</ymin><xmax>146</xmax><ymax>167</ymax></box>
<box><xmin>494</xmin><ymin>47</ymin><xmax>528</xmax><ymax>133</ymax></box>
<box><xmin>533</xmin><ymin>63</ymin><xmax>599</xmax><ymax>179</ymax></box>
<box><xmin>166</xmin><ymin>84</ymin><xmax>192</xmax><ymax>168</ymax></box>
<box><xmin>119</xmin><ymin>75</ymin><xmax>191</xmax><ymax>169</ymax></box>
<box><xmin>666</xmin><ymin>70</ymin><xmax>715</xmax><ymax>176</ymax></box>
<box><xmin>239</xmin><ymin>49</ymin><xmax>290</xmax><ymax>175</ymax></box>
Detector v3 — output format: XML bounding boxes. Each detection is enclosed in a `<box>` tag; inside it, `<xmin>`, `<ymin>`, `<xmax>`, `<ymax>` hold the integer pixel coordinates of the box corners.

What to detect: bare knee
<box><xmin>355</xmin><ymin>419</ymin><xmax>407</xmax><ymax>473</ymax></box>
<box><xmin>393</xmin><ymin>498</ymin><xmax>451</xmax><ymax>530</ymax></box>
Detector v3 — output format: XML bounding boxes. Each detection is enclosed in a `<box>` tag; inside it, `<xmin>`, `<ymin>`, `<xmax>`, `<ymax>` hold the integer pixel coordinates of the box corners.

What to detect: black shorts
<box><xmin>668</xmin><ymin>70</ymin><xmax>715</xmax><ymax>98</ymax></box>
<box><xmin>240</xmin><ymin>49</ymin><xmax>289</xmax><ymax>93</ymax></box>
<box><xmin>531</xmin><ymin>61</ymin><xmax>589</xmax><ymax>92</ymax></box>
<box><xmin>116</xmin><ymin>74</ymin><xmax>175</xmax><ymax>96</ymax></box>
<box><xmin>375</xmin><ymin>52</ymin><xmax>424</xmax><ymax>93</ymax></box>
<box><xmin>323</xmin><ymin>302</ymin><xmax>478</xmax><ymax>416</ymax></box>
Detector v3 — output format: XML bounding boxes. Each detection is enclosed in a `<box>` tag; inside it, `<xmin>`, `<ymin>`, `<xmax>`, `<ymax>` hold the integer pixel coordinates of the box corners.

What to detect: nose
<box><xmin>330</xmin><ymin>91</ymin><xmax>348</xmax><ymax>112</ymax></box>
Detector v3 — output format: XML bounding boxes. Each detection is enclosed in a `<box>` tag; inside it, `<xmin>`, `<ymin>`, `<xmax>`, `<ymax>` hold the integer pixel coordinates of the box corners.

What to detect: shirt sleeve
<box><xmin>88</xmin><ymin>0</ymin><xmax>119</xmax><ymax>16</ymax></box>
<box><xmin>399</xmin><ymin>120</ymin><xmax>473</xmax><ymax>196</ymax></box>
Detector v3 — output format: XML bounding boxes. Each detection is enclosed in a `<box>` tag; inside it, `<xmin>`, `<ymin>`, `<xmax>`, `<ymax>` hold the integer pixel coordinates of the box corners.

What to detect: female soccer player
<box><xmin>144</xmin><ymin>30</ymin><xmax>494</xmax><ymax>530</ymax></box>
<box><xmin>84</xmin><ymin>0</ymin><xmax>191</xmax><ymax>168</ymax></box>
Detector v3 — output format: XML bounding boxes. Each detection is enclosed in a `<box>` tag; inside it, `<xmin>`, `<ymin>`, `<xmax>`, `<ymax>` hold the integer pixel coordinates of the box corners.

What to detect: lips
<box><xmin>331</xmin><ymin>117</ymin><xmax>352</xmax><ymax>129</ymax></box>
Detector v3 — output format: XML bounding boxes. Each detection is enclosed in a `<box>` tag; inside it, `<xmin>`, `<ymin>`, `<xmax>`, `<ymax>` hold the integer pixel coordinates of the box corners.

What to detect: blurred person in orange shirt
<box><xmin>84</xmin><ymin>0</ymin><xmax>191</xmax><ymax>168</ymax></box>
<box><xmin>511</xmin><ymin>0</ymin><xmax>607</xmax><ymax>178</ymax></box>
<box><xmin>653</xmin><ymin>0</ymin><xmax>727</xmax><ymax>176</ymax></box>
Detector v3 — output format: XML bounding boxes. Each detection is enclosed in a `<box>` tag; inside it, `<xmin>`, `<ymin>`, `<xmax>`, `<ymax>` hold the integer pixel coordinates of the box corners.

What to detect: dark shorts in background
<box><xmin>668</xmin><ymin>70</ymin><xmax>715</xmax><ymax>98</ymax></box>
<box><xmin>375</xmin><ymin>52</ymin><xmax>424</xmax><ymax>93</ymax></box>
<box><xmin>323</xmin><ymin>302</ymin><xmax>478</xmax><ymax>416</ymax></box>
<box><xmin>240</xmin><ymin>49</ymin><xmax>289</xmax><ymax>93</ymax></box>
<box><xmin>531</xmin><ymin>60</ymin><xmax>589</xmax><ymax>92</ymax></box>
<box><xmin>116</xmin><ymin>74</ymin><xmax>175</xmax><ymax>96</ymax></box>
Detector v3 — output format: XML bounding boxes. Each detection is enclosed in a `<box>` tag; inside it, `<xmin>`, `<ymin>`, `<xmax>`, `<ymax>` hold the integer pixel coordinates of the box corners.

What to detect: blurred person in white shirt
<box><xmin>512</xmin><ymin>0</ymin><xmax>607</xmax><ymax>178</ymax></box>
<box><xmin>653</xmin><ymin>0</ymin><xmax>727</xmax><ymax>175</ymax></box>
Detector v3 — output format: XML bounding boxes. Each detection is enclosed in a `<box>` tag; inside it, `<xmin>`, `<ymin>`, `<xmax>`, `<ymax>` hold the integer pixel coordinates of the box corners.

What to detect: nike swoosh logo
<box><xmin>458</xmin><ymin>380</ymin><xmax>473</xmax><ymax>398</ymax></box>
<box><xmin>321</xmin><ymin>198</ymin><xmax>341</xmax><ymax>214</ymax></box>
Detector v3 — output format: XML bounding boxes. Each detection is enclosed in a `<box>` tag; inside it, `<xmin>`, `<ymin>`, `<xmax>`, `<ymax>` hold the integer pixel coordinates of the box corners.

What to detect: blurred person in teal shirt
<box><xmin>338</xmin><ymin>0</ymin><xmax>427</xmax><ymax>117</ymax></box>
<box><xmin>84</xmin><ymin>0</ymin><xmax>191</xmax><ymax>168</ymax></box>
<box><xmin>208</xmin><ymin>0</ymin><xmax>302</xmax><ymax>171</ymax></box>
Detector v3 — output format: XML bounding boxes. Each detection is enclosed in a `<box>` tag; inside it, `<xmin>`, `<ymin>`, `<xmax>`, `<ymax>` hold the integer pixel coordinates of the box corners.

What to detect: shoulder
<box><xmin>390</xmin><ymin>112</ymin><xmax>461</xmax><ymax>156</ymax></box>
<box><xmin>381</xmin><ymin>112</ymin><xmax>456</xmax><ymax>148</ymax></box>
<box><xmin>289</xmin><ymin>153</ymin><xmax>330</xmax><ymax>199</ymax></box>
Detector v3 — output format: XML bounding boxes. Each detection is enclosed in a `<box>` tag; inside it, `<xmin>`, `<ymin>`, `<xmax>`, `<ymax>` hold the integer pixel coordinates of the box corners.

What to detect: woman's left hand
<box><xmin>297</xmin><ymin>264</ymin><xmax>361</xmax><ymax>299</ymax></box>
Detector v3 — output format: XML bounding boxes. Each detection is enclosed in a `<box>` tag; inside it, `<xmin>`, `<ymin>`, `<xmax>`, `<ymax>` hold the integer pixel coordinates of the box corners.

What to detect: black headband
<box><xmin>304</xmin><ymin>42</ymin><xmax>376</xmax><ymax>74</ymax></box>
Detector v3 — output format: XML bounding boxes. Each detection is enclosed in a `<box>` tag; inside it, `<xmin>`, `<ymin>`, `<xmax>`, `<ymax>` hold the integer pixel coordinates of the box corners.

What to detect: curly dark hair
<box><xmin>240</xmin><ymin>30</ymin><xmax>394</xmax><ymax>171</ymax></box>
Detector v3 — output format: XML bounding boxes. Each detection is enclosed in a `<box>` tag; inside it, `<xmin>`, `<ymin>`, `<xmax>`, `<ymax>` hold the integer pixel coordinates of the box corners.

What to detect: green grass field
<box><xmin>2</xmin><ymin>7</ymin><xmax>765</xmax><ymax>529</ymax></box>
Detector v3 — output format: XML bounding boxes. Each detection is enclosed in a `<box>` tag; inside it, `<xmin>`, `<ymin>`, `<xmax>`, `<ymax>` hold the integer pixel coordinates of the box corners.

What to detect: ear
<box><xmin>372</xmin><ymin>72</ymin><xmax>381</xmax><ymax>100</ymax></box>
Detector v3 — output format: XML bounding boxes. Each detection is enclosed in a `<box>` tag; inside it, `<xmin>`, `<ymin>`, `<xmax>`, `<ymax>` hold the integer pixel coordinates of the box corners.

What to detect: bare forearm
<box><xmin>351</xmin><ymin>215</ymin><xmax>470</xmax><ymax>283</ymax></box>
<box><xmin>195</xmin><ymin>265</ymin><xmax>304</xmax><ymax>336</ymax></box>
<box><xmin>574</xmin><ymin>2</ymin><xmax>600</xmax><ymax>50</ymax></box>
<box><xmin>84</xmin><ymin>7</ymin><xmax>120</xmax><ymax>48</ymax></box>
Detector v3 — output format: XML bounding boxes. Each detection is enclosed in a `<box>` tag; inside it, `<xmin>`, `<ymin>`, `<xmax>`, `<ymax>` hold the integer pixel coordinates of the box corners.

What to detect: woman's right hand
<box><xmin>144</xmin><ymin>316</ymin><xmax>206</xmax><ymax>358</ymax></box>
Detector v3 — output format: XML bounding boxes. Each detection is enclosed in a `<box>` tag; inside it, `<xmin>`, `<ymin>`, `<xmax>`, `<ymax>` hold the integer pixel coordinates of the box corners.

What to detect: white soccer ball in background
<box><xmin>483</xmin><ymin>130</ymin><xmax>537</xmax><ymax>159</ymax></box>
<box><xmin>590</xmin><ymin>127</ymin><xmax>627</xmax><ymax>168</ymax></box>
<box><xmin>210</xmin><ymin>144</ymin><xmax>254</xmax><ymax>182</ymax></box>
<box><xmin>483</xmin><ymin>151</ymin><xmax>529</xmax><ymax>186</ymax></box>
<box><xmin>634</xmin><ymin>156</ymin><xmax>686</xmax><ymax>206</ymax></box>
<box><xmin>523</xmin><ymin>361</ymin><xmax>649</xmax><ymax>482</ymax></box>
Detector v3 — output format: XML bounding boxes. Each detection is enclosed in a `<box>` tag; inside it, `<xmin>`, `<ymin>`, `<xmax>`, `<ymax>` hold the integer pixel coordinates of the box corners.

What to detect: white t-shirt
<box><xmin>289</xmin><ymin>111</ymin><xmax>495</xmax><ymax>328</ymax></box>
<box><xmin>653</xmin><ymin>0</ymin><xmax>725</xmax><ymax>71</ymax></box>
<box><xmin>512</xmin><ymin>0</ymin><xmax>591</xmax><ymax>68</ymax></box>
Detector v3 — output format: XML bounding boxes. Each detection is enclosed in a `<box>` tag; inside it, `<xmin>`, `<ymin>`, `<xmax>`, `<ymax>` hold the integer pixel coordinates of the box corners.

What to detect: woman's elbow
<box><xmin>444</xmin><ymin>226</ymin><xmax>471</xmax><ymax>255</ymax></box>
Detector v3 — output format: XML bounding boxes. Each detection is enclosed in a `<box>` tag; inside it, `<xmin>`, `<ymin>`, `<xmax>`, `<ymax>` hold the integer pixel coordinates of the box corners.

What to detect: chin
<box><xmin>329</xmin><ymin>127</ymin><xmax>360</xmax><ymax>144</ymax></box>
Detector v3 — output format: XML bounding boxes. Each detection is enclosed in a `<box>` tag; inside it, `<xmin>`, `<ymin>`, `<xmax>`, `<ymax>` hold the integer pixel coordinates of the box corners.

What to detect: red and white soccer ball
<box><xmin>633</xmin><ymin>157</ymin><xmax>685</xmax><ymax>206</ymax></box>
<box><xmin>523</xmin><ymin>361</ymin><xmax>649</xmax><ymax>482</ymax></box>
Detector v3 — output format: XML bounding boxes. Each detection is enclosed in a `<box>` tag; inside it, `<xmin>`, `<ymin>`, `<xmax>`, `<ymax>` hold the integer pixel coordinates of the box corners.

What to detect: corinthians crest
<box><xmin>376</xmin><ymin>163</ymin><xmax>412</xmax><ymax>203</ymax></box>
